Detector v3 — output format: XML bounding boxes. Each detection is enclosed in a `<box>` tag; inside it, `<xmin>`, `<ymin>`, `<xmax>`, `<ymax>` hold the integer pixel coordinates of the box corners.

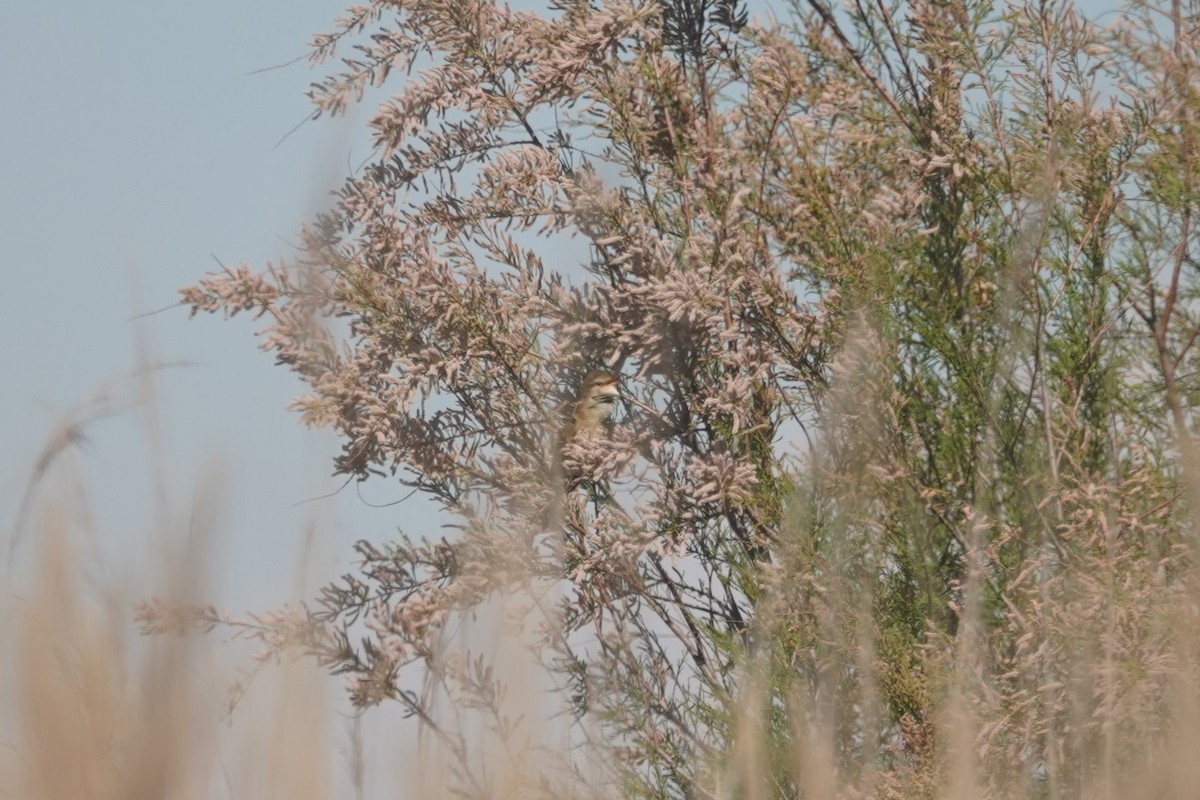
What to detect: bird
<box><xmin>537</xmin><ymin>370</ymin><xmax>621</xmax><ymax>532</ymax></box>
<box><xmin>552</xmin><ymin>370</ymin><xmax>621</xmax><ymax>489</ymax></box>
<box><xmin>563</xmin><ymin>370</ymin><xmax>621</xmax><ymax>443</ymax></box>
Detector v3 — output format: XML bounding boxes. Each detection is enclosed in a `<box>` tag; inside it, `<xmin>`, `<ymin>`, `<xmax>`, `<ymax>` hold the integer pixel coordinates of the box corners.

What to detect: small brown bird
<box><xmin>538</xmin><ymin>370</ymin><xmax>622</xmax><ymax>529</ymax></box>
<box><xmin>554</xmin><ymin>370</ymin><xmax>621</xmax><ymax>486</ymax></box>
<box><xmin>563</xmin><ymin>370</ymin><xmax>621</xmax><ymax>442</ymax></box>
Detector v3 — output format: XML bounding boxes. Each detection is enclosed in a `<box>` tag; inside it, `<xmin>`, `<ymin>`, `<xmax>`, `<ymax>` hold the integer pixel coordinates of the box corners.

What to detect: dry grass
<box><xmin>0</xmin><ymin>422</ymin><xmax>581</xmax><ymax>800</ymax></box>
<box><xmin>6</xmin><ymin>433</ymin><xmax>1200</xmax><ymax>800</ymax></box>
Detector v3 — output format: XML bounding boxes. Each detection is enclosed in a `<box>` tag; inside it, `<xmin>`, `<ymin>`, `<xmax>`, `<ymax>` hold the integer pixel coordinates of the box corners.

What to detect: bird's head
<box><xmin>580</xmin><ymin>370</ymin><xmax>620</xmax><ymax>415</ymax></box>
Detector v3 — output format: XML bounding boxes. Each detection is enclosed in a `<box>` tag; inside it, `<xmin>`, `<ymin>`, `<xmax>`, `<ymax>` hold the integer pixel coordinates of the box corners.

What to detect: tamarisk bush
<box><xmin>170</xmin><ymin>0</ymin><xmax>1200</xmax><ymax>796</ymax></box>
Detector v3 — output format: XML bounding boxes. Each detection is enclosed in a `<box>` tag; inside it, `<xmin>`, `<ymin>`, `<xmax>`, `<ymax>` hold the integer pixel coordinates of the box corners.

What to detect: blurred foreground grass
<box><xmin>5</xmin><ymin>411</ymin><xmax>1200</xmax><ymax>800</ymax></box>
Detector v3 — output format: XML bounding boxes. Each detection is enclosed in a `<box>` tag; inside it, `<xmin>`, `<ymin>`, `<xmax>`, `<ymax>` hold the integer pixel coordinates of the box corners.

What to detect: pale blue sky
<box><xmin>0</xmin><ymin>0</ymin><xmax>1127</xmax><ymax>598</ymax></box>
<box><xmin>0</xmin><ymin>1</ymin><xmax>400</xmax><ymax>610</ymax></box>
<box><xmin>0</xmin><ymin>0</ymin><xmax>1127</xmax><ymax>605</ymax></box>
